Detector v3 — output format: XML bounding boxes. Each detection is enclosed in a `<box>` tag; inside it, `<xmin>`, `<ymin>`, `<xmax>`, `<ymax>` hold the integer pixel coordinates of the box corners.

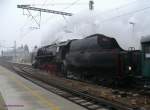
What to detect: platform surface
<box><xmin>0</xmin><ymin>66</ymin><xmax>87</xmax><ymax>110</ymax></box>
<box><xmin>0</xmin><ymin>92</ymin><xmax>8</xmax><ymax>110</ymax></box>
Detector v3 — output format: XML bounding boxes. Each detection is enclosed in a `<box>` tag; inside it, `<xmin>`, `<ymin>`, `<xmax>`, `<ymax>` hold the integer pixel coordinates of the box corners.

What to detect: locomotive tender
<box><xmin>33</xmin><ymin>34</ymin><xmax>142</xmax><ymax>84</ymax></box>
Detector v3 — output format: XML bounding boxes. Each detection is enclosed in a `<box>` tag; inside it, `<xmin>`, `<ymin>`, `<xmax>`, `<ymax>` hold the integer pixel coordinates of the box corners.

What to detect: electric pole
<box><xmin>14</xmin><ymin>41</ymin><xmax>17</xmax><ymax>61</ymax></box>
<box><xmin>1</xmin><ymin>50</ymin><xmax>3</xmax><ymax>57</ymax></box>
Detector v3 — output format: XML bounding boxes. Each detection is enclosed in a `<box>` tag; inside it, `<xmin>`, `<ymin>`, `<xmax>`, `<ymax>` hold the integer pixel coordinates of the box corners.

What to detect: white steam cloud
<box><xmin>41</xmin><ymin>0</ymin><xmax>150</xmax><ymax>50</ymax></box>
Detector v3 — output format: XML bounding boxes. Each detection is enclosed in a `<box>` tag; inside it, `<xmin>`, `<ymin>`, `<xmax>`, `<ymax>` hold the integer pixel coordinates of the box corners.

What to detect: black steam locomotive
<box><xmin>32</xmin><ymin>34</ymin><xmax>141</xmax><ymax>84</ymax></box>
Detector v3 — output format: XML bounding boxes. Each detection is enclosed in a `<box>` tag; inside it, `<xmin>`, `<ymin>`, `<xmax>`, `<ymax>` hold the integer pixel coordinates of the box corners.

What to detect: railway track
<box><xmin>0</xmin><ymin>61</ymin><xmax>149</xmax><ymax>110</ymax></box>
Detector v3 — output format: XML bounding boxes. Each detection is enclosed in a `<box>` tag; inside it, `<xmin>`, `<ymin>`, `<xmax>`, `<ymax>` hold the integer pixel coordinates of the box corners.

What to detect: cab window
<box><xmin>98</xmin><ymin>36</ymin><xmax>118</xmax><ymax>49</ymax></box>
<box><xmin>143</xmin><ymin>45</ymin><xmax>150</xmax><ymax>58</ymax></box>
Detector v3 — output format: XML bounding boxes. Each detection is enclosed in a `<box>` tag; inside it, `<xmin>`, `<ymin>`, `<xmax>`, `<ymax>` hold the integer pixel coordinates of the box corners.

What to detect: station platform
<box><xmin>0</xmin><ymin>66</ymin><xmax>87</xmax><ymax>110</ymax></box>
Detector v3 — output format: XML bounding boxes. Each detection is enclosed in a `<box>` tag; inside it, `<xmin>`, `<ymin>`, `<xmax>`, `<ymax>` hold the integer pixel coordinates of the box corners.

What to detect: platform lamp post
<box><xmin>13</xmin><ymin>41</ymin><xmax>17</xmax><ymax>62</ymax></box>
<box><xmin>0</xmin><ymin>40</ymin><xmax>5</xmax><ymax>56</ymax></box>
<box><xmin>129</xmin><ymin>21</ymin><xmax>135</xmax><ymax>37</ymax></box>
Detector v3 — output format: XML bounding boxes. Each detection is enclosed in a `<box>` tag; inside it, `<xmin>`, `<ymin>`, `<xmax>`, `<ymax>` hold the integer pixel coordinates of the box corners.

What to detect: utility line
<box><xmin>99</xmin><ymin>0</ymin><xmax>139</xmax><ymax>15</ymax></box>
<box><xmin>63</xmin><ymin>0</ymin><xmax>81</xmax><ymax>10</ymax></box>
<box><xmin>20</xmin><ymin>0</ymin><xmax>150</xmax><ymax>38</ymax></box>
<box><xmin>20</xmin><ymin>0</ymin><xmax>138</xmax><ymax>32</ymax></box>
<box><xmin>49</xmin><ymin>0</ymin><xmax>81</xmax><ymax>43</ymax></box>
<box><xmin>20</xmin><ymin>0</ymin><xmax>80</xmax><ymax>33</ymax></box>
<box><xmin>101</xmin><ymin>5</ymin><xmax>150</xmax><ymax>22</ymax></box>
<box><xmin>42</xmin><ymin>0</ymin><xmax>80</xmax><ymax>25</ymax></box>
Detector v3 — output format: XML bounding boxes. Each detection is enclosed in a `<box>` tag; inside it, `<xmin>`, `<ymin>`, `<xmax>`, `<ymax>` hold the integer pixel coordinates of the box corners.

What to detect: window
<box><xmin>47</xmin><ymin>46</ymin><xmax>57</xmax><ymax>55</ymax></box>
<box><xmin>144</xmin><ymin>45</ymin><xmax>150</xmax><ymax>58</ymax></box>
<box><xmin>86</xmin><ymin>36</ymin><xmax>100</xmax><ymax>50</ymax></box>
<box><xmin>98</xmin><ymin>36</ymin><xmax>119</xmax><ymax>49</ymax></box>
<box><xmin>56</xmin><ymin>47</ymin><xmax>59</xmax><ymax>53</ymax></box>
<box><xmin>144</xmin><ymin>46</ymin><xmax>150</xmax><ymax>53</ymax></box>
<box><xmin>70</xmin><ymin>40</ymin><xmax>82</xmax><ymax>51</ymax></box>
<box><xmin>70</xmin><ymin>36</ymin><xmax>99</xmax><ymax>51</ymax></box>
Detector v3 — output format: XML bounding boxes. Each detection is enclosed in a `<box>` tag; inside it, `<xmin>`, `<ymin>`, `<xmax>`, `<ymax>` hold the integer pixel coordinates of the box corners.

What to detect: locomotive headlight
<box><xmin>128</xmin><ymin>66</ymin><xmax>132</xmax><ymax>71</ymax></box>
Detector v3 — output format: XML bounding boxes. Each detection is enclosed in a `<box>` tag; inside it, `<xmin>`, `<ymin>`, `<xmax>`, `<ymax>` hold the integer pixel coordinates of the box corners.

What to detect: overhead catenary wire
<box><xmin>100</xmin><ymin>4</ymin><xmax>150</xmax><ymax>23</ymax></box>
<box><xmin>63</xmin><ymin>0</ymin><xmax>81</xmax><ymax>10</ymax></box>
<box><xmin>98</xmin><ymin>0</ymin><xmax>138</xmax><ymax>15</ymax></box>
<box><xmin>20</xmin><ymin>0</ymin><xmax>81</xmax><ymax>37</ymax></box>
<box><xmin>34</xmin><ymin>0</ymin><xmax>141</xmax><ymax>29</ymax></box>
<box><xmin>42</xmin><ymin>0</ymin><xmax>81</xmax><ymax>25</ymax></box>
<box><xmin>20</xmin><ymin>0</ymin><xmax>138</xmax><ymax>32</ymax></box>
<box><xmin>24</xmin><ymin>0</ymin><xmax>80</xmax><ymax>41</ymax></box>
<box><xmin>20</xmin><ymin>0</ymin><xmax>77</xmax><ymax>38</ymax></box>
<box><xmin>50</xmin><ymin>0</ymin><xmax>81</xmax><ymax>43</ymax></box>
<box><xmin>19</xmin><ymin>0</ymin><xmax>49</xmax><ymax>38</ymax></box>
<box><xmin>50</xmin><ymin>0</ymin><xmax>140</xmax><ymax>43</ymax></box>
<box><xmin>20</xmin><ymin>0</ymin><xmax>150</xmax><ymax>39</ymax></box>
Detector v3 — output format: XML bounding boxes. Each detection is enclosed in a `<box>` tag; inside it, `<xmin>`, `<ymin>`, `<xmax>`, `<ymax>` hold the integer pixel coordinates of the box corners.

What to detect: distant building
<box><xmin>3</xmin><ymin>45</ymin><xmax>31</xmax><ymax>63</ymax></box>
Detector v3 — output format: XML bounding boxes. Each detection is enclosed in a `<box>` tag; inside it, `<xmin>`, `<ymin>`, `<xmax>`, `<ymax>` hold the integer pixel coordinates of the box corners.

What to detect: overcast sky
<box><xmin>0</xmin><ymin>0</ymin><xmax>150</xmax><ymax>51</ymax></box>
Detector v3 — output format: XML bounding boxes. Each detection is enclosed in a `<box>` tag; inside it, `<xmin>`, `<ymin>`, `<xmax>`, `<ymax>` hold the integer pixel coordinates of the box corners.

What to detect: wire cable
<box><xmin>99</xmin><ymin>0</ymin><xmax>139</xmax><ymax>15</ymax></box>
<box><xmin>101</xmin><ymin>4</ymin><xmax>150</xmax><ymax>22</ymax></box>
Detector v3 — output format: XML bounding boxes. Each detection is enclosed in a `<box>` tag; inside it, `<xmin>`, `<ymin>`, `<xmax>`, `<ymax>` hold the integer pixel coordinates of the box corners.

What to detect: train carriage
<box><xmin>141</xmin><ymin>36</ymin><xmax>150</xmax><ymax>79</ymax></box>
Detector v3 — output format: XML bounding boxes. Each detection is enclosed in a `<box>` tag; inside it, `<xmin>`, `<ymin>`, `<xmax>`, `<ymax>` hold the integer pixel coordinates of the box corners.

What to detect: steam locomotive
<box><xmin>32</xmin><ymin>34</ymin><xmax>145</xmax><ymax>85</ymax></box>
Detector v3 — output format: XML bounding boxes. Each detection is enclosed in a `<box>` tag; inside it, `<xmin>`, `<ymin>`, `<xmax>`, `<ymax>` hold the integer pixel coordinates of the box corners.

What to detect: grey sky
<box><xmin>0</xmin><ymin>0</ymin><xmax>149</xmax><ymax>51</ymax></box>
